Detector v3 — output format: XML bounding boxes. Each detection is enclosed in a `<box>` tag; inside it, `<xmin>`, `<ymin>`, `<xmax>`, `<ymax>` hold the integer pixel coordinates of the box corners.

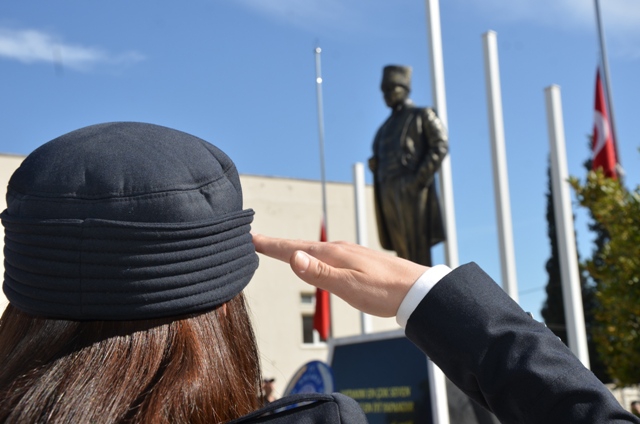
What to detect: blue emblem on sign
<box><xmin>284</xmin><ymin>360</ymin><xmax>334</xmax><ymax>396</ymax></box>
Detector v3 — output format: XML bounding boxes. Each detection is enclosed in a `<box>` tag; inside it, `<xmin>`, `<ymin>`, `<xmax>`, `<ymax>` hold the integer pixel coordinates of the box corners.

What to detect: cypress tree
<box><xmin>541</xmin><ymin>156</ymin><xmax>610</xmax><ymax>382</ymax></box>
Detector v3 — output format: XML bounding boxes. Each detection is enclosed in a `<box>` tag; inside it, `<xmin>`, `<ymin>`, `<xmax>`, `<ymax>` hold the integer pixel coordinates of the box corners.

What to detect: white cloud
<box><xmin>0</xmin><ymin>28</ymin><xmax>144</xmax><ymax>71</ymax></box>
<box><xmin>564</xmin><ymin>0</ymin><xmax>640</xmax><ymax>31</ymax></box>
<box><xmin>461</xmin><ymin>0</ymin><xmax>640</xmax><ymax>34</ymax></box>
<box><xmin>234</xmin><ymin>0</ymin><xmax>362</xmax><ymax>32</ymax></box>
<box><xmin>233</xmin><ymin>0</ymin><xmax>640</xmax><ymax>57</ymax></box>
<box><xmin>456</xmin><ymin>0</ymin><xmax>640</xmax><ymax>58</ymax></box>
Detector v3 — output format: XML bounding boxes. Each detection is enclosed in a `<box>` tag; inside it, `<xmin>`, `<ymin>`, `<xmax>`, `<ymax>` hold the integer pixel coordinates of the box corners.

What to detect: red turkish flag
<box><xmin>313</xmin><ymin>219</ymin><xmax>330</xmax><ymax>341</ymax></box>
<box><xmin>592</xmin><ymin>68</ymin><xmax>618</xmax><ymax>179</ymax></box>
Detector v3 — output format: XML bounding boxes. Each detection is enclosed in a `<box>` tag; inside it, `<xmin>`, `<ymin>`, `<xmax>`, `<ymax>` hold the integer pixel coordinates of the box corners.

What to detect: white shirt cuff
<box><xmin>396</xmin><ymin>264</ymin><xmax>452</xmax><ymax>328</ymax></box>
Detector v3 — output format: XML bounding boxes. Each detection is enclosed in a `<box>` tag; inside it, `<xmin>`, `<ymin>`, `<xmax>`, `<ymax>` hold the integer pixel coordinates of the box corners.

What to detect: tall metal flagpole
<box><xmin>482</xmin><ymin>30</ymin><xmax>519</xmax><ymax>303</ymax></box>
<box><xmin>594</xmin><ymin>0</ymin><xmax>622</xmax><ymax>171</ymax></box>
<box><xmin>314</xmin><ymin>46</ymin><xmax>329</xmax><ymax>233</ymax></box>
<box><xmin>426</xmin><ymin>0</ymin><xmax>458</xmax><ymax>270</ymax></box>
<box><xmin>425</xmin><ymin>1</ymin><xmax>453</xmax><ymax>423</ymax></box>
<box><xmin>352</xmin><ymin>162</ymin><xmax>373</xmax><ymax>334</ymax></box>
<box><xmin>545</xmin><ymin>85</ymin><xmax>590</xmax><ymax>368</ymax></box>
<box><xmin>314</xmin><ymin>46</ymin><xmax>332</xmax><ymax>340</ymax></box>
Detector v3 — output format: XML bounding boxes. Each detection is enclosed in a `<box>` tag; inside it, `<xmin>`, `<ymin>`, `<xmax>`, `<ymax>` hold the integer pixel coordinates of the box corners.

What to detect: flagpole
<box><xmin>314</xmin><ymin>45</ymin><xmax>332</xmax><ymax>340</ymax></box>
<box><xmin>352</xmin><ymin>162</ymin><xmax>373</xmax><ymax>334</ymax></box>
<box><xmin>545</xmin><ymin>85</ymin><xmax>590</xmax><ymax>368</ymax></box>
<box><xmin>314</xmin><ymin>46</ymin><xmax>329</xmax><ymax>233</ymax></box>
<box><xmin>426</xmin><ymin>0</ymin><xmax>458</xmax><ymax>270</ymax></box>
<box><xmin>594</xmin><ymin>0</ymin><xmax>621</xmax><ymax>171</ymax></box>
<box><xmin>482</xmin><ymin>30</ymin><xmax>519</xmax><ymax>303</ymax></box>
<box><xmin>424</xmin><ymin>1</ymin><xmax>452</xmax><ymax>423</ymax></box>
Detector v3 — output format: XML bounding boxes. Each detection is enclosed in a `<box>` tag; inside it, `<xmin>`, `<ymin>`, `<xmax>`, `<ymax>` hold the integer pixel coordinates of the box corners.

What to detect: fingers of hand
<box><xmin>253</xmin><ymin>233</ymin><xmax>359</xmax><ymax>270</ymax></box>
<box><xmin>253</xmin><ymin>234</ymin><xmax>313</xmax><ymax>263</ymax></box>
<box><xmin>291</xmin><ymin>250</ymin><xmax>341</xmax><ymax>292</ymax></box>
<box><xmin>290</xmin><ymin>250</ymin><xmax>395</xmax><ymax>316</ymax></box>
<box><xmin>291</xmin><ymin>251</ymin><xmax>311</xmax><ymax>274</ymax></box>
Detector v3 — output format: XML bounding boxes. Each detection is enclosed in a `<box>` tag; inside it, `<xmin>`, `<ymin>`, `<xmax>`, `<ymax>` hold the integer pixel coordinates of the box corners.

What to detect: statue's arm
<box><xmin>415</xmin><ymin>107</ymin><xmax>448</xmax><ymax>187</ymax></box>
<box><xmin>369</xmin><ymin>132</ymin><xmax>379</xmax><ymax>173</ymax></box>
<box><xmin>368</xmin><ymin>156</ymin><xmax>378</xmax><ymax>173</ymax></box>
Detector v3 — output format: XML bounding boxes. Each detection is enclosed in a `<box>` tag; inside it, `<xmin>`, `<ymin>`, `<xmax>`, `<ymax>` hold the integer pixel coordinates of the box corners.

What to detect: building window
<box><xmin>301</xmin><ymin>293</ymin><xmax>322</xmax><ymax>345</ymax></box>
<box><xmin>302</xmin><ymin>314</ymin><xmax>315</xmax><ymax>344</ymax></box>
<box><xmin>300</xmin><ymin>293</ymin><xmax>314</xmax><ymax>305</ymax></box>
<box><xmin>302</xmin><ymin>314</ymin><xmax>323</xmax><ymax>345</ymax></box>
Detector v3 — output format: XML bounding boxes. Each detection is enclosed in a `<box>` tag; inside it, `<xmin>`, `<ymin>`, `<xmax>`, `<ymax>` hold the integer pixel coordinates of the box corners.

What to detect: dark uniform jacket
<box><xmin>406</xmin><ymin>263</ymin><xmax>640</xmax><ymax>424</ymax></box>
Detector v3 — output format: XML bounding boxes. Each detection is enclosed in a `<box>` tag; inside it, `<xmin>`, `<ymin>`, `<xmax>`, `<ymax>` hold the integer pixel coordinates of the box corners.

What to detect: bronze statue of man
<box><xmin>368</xmin><ymin>65</ymin><xmax>448</xmax><ymax>266</ymax></box>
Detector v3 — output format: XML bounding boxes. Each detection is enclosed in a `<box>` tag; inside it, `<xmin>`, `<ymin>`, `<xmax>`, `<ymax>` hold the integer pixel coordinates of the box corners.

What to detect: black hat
<box><xmin>1</xmin><ymin>122</ymin><xmax>258</xmax><ymax>320</ymax></box>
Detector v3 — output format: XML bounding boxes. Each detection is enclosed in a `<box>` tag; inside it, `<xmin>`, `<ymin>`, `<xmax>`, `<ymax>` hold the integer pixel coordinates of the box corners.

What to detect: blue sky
<box><xmin>0</xmin><ymin>0</ymin><xmax>638</xmax><ymax>318</ymax></box>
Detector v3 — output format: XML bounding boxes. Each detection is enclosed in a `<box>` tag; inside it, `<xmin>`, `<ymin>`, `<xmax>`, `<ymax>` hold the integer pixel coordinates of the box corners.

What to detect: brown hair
<box><xmin>0</xmin><ymin>293</ymin><xmax>262</xmax><ymax>423</ymax></box>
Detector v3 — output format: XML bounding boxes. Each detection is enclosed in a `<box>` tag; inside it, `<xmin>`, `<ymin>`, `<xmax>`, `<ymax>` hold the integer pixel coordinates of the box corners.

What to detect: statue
<box><xmin>368</xmin><ymin>65</ymin><xmax>448</xmax><ymax>266</ymax></box>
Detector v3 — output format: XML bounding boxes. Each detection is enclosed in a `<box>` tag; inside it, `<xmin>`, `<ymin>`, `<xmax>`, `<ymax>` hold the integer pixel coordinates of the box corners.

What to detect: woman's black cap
<box><xmin>2</xmin><ymin>122</ymin><xmax>258</xmax><ymax>320</ymax></box>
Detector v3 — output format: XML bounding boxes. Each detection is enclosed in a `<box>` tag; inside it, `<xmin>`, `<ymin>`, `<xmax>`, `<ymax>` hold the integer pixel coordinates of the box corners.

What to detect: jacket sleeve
<box><xmin>405</xmin><ymin>262</ymin><xmax>639</xmax><ymax>424</ymax></box>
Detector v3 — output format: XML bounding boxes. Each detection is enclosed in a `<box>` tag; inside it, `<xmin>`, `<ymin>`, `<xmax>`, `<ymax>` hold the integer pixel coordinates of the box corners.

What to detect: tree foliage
<box><xmin>542</xmin><ymin>164</ymin><xmax>609</xmax><ymax>382</ymax></box>
<box><xmin>570</xmin><ymin>170</ymin><xmax>640</xmax><ymax>386</ymax></box>
<box><xmin>541</xmin><ymin>165</ymin><xmax>568</xmax><ymax>342</ymax></box>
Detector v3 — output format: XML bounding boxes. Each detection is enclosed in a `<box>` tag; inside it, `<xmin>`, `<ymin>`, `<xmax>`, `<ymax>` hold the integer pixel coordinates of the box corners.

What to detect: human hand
<box><xmin>252</xmin><ymin>234</ymin><xmax>428</xmax><ymax>317</ymax></box>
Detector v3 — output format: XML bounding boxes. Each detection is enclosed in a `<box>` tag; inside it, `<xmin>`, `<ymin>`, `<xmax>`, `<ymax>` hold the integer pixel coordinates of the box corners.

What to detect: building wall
<box><xmin>0</xmin><ymin>155</ymin><xmax>400</xmax><ymax>398</ymax></box>
<box><xmin>241</xmin><ymin>174</ymin><xmax>399</xmax><ymax>397</ymax></box>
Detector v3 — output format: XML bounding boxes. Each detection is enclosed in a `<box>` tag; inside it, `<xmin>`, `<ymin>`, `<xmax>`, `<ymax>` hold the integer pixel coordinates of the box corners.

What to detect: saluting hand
<box><xmin>252</xmin><ymin>234</ymin><xmax>428</xmax><ymax>318</ymax></box>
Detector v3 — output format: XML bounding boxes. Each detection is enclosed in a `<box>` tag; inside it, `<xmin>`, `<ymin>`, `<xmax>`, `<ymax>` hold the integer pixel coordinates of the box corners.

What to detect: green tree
<box><xmin>541</xmin><ymin>164</ymin><xmax>568</xmax><ymax>343</ymax></box>
<box><xmin>579</xmin><ymin>152</ymin><xmax>612</xmax><ymax>383</ymax></box>
<box><xmin>541</xmin><ymin>163</ymin><xmax>609</xmax><ymax>382</ymax></box>
<box><xmin>570</xmin><ymin>170</ymin><xmax>640</xmax><ymax>386</ymax></box>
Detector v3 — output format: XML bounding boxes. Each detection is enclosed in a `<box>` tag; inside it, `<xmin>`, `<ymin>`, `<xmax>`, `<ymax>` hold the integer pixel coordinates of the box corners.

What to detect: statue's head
<box><xmin>381</xmin><ymin>65</ymin><xmax>412</xmax><ymax>108</ymax></box>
